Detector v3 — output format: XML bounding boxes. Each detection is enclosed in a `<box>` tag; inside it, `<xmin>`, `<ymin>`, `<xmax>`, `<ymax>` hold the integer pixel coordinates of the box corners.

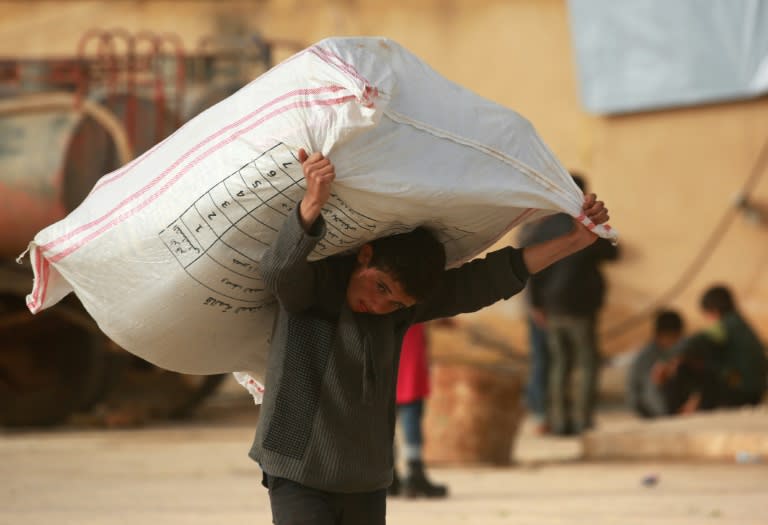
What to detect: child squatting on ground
<box><xmin>249</xmin><ymin>149</ymin><xmax>611</xmax><ymax>525</ymax></box>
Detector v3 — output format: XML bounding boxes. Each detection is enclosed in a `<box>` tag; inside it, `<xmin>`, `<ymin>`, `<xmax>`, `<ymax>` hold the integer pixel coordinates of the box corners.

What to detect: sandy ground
<box><xmin>2</xmin><ymin>387</ymin><xmax>767</xmax><ymax>525</ymax></box>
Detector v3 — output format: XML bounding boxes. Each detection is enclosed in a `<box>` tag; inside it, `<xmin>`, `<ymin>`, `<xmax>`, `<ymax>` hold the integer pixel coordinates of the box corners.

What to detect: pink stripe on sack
<box><xmin>30</xmin><ymin>249</ymin><xmax>46</xmax><ymax>310</ymax></box>
<box><xmin>26</xmin><ymin>251</ymin><xmax>41</xmax><ymax>310</ymax></box>
<box><xmin>48</xmin><ymin>94</ymin><xmax>358</xmax><ymax>263</ymax></box>
<box><xmin>88</xmin><ymin>49</ymin><xmax>314</xmax><ymax>196</ymax></box>
<box><xmin>92</xmin><ymin>85</ymin><xmax>342</xmax><ymax>194</ymax></box>
<box><xmin>41</xmin><ymin>86</ymin><xmax>346</xmax><ymax>254</ymax></box>
<box><xmin>576</xmin><ymin>212</ymin><xmax>601</xmax><ymax>230</ymax></box>
<box><xmin>309</xmin><ymin>46</ymin><xmax>378</xmax><ymax>108</ymax></box>
<box><xmin>311</xmin><ymin>45</ymin><xmax>371</xmax><ymax>86</ymax></box>
<box><xmin>27</xmin><ymin>254</ymin><xmax>50</xmax><ymax>312</ymax></box>
<box><xmin>577</xmin><ymin>212</ymin><xmax>614</xmax><ymax>236</ymax></box>
<box><xmin>91</xmin><ymin>138</ymin><xmax>168</xmax><ymax>193</ymax></box>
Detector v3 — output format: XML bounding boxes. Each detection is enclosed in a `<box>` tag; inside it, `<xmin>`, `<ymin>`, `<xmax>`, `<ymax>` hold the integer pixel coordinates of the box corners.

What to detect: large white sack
<box><xmin>25</xmin><ymin>37</ymin><xmax>617</xmax><ymax>382</ymax></box>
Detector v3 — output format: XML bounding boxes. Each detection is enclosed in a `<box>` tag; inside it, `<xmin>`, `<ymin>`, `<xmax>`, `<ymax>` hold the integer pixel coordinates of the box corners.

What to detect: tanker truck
<box><xmin>0</xmin><ymin>30</ymin><xmax>295</xmax><ymax>427</ymax></box>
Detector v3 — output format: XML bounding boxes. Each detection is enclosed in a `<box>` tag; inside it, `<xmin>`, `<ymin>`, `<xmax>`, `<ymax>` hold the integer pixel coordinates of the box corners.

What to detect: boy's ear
<box><xmin>357</xmin><ymin>244</ymin><xmax>373</xmax><ymax>266</ymax></box>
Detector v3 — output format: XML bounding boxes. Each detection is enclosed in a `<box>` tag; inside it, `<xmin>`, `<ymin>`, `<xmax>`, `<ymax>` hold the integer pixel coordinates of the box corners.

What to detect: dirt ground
<box><xmin>2</xmin><ymin>382</ymin><xmax>767</xmax><ymax>525</ymax></box>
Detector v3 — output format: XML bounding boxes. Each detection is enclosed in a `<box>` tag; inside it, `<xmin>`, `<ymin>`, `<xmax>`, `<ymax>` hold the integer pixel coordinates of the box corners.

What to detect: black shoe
<box><xmin>403</xmin><ymin>460</ymin><xmax>448</xmax><ymax>499</ymax></box>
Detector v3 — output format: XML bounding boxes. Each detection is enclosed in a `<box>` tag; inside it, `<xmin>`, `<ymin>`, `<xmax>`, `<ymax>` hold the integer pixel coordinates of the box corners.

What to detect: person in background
<box><xmin>526</xmin><ymin>174</ymin><xmax>620</xmax><ymax>436</ymax></box>
<box><xmin>670</xmin><ymin>285</ymin><xmax>767</xmax><ymax>409</ymax></box>
<box><xmin>388</xmin><ymin>322</ymin><xmax>448</xmax><ymax>498</ymax></box>
<box><xmin>626</xmin><ymin>309</ymin><xmax>684</xmax><ymax>418</ymax></box>
<box><xmin>698</xmin><ymin>285</ymin><xmax>767</xmax><ymax>406</ymax></box>
<box><xmin>653</xmin><ymin>285</ymin><xmax>766</xmax><ymax>414</ymax></box>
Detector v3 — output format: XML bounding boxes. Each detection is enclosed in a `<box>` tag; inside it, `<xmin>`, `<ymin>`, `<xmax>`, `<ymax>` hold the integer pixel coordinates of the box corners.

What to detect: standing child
<box><xmin>390</xmin><ymin>322</ymin><xmax>448</xmax><ymax>498</ymax></box>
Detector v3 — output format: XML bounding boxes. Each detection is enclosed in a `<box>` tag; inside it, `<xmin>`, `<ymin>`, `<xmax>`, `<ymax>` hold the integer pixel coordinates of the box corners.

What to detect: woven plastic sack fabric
<box><xmin>25</xmin><ymin>37</ymin><xmax>617</xmax><ymax>393</ymax></box>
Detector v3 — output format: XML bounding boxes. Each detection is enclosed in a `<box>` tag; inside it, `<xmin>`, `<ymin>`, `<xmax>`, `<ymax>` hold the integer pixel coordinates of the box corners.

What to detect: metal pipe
<box><xmin>0</xmin><ymin>91</ymin><xmax>134</xmax><ymax>165</ymax></box>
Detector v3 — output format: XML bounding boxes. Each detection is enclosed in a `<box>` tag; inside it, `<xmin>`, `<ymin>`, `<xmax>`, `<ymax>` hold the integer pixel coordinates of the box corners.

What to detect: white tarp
<box><xmin>24</xmin><ymin>37</ymin><xmax>616</xmax><ymax>386</ymax></box>
<box><xmin>568</xmin><ymin>0</ymin><xmax>768</xmax><ymax>114</ymax></box>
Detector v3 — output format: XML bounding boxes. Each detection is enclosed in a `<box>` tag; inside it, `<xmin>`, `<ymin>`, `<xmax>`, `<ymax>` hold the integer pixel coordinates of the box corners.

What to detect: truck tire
<box><xmin>0</xmin><ymin>306</ymin><xmax>107</xmax><ymax>427</ymax></box>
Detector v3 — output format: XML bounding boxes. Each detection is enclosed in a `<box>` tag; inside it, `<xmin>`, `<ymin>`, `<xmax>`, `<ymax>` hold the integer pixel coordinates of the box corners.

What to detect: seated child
<box><xmin>626</xmin><ymin>309</ymin><xmax>684</xmax><ymax>418</ymax></box>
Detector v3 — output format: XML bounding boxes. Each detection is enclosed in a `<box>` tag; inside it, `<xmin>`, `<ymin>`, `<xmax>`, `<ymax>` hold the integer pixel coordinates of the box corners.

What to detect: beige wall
<box><xmin>2</xmin><ymin>0</ymin><xmax>767</xmax><ymax>354</ymax></box>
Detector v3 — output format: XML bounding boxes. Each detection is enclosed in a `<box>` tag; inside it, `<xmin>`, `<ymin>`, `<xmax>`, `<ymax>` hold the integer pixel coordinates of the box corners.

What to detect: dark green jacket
<box><xmin>249</xmin><ymin>207</ymin><xmax>528</xmax><ymax>492</ymax></box>
<box><xmin>712</xmin><ymin>312</ymin><xmax>767</xmax><ymax>395</ymax></box>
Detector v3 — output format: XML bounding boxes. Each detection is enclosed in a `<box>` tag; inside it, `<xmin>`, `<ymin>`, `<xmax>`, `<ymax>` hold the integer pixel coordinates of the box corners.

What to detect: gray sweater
<box><xmin>249</xmin><ymin>207</ymin><xmax>529</xmax><ymax>492</ymax></box>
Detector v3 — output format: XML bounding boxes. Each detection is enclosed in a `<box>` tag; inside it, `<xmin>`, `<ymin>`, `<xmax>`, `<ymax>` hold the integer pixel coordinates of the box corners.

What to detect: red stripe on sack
<box><xmin>27</xmin><ymin>250</ymin><xmax>43</xmax><ymax>311</ymax></box>
<box><xmin>88</xmin><ymin>49</ymin><xmax>314</xmax><ymax>195</ymax></box>
<box><xmin>91</xmin><ymin>85</ymin><xmax>343</xmax><ymax>195</ymax></box>
<box><xmin>41</xmin><ymin>86</ymin><xmax>346</xmax><ymax>254</ymax></box>
<box><xmin>91</xmin><ymin>140</ymin><xmax>166</xmax><ymax>193</ymax></box>
<box><xmin>316</xmin><ymin>47</ymin><xmax>379</xmax><ymax>108</ymax></box>
<box><xmin>31</xmin><ymin>250</ymin><xmax>45</xmax><ymax>310</ymax></box>
<box><xmin>27</xmin><ymin>254</ymin><xmax>50</xmax><ymax>312</ymax></box>
<box><xmin>48</xmin><ymin>94</ymin><xmax>358</xmax><ymax>263</ymax></box>
<box><xmin>311</xmin><ymin>46</ymin><xmax>371</xmax><ymax>86</ymax></box>
<box><xmin>308</xmin><ymin>46</ymin><xmax>379</xmax><ymax>107</ymax></box>
<box><xmin>38</xmin><ymin>258</ymin><xmax>50</xmax><ymax>310</ymax></box>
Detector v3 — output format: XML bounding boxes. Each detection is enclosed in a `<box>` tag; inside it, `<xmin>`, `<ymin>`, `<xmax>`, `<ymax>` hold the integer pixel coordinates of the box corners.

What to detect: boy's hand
<box><xmin>521</xmin><ymin>193</ymin><xmax>611</xmax><ymax>274</ymax></box>
<box><xmin>582</xmin><ymin>193</ymin><xmax>609</xmax><ymax>225</ymax></box>
<box><xmin>651</xmin><ymin>361</ymin><xmax>669</xmax><ymax>385</ymax></box>
<box><xmin>298</xmin><ymin>148</ymin><xmax>335</xmax><ymax>231</ymax></box>
<box><xmin>531</xmin><ymin>307</ymin><xmax>547</xmax><ymax>328</ymax></box>
<box><xmin>569</xmin><ymin>193</ymin><xmax>610</xmax><ymax>250</ymax></box>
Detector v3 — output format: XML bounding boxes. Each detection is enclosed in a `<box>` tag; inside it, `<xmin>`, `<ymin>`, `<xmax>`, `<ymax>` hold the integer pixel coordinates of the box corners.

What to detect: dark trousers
<box><xmin>264</xmin><ymin>474</ymin><xmax>387</xmax><ymax>525</ymax></box>
<box><xmin>662</xmin><ymin>361</ymin><xmax>720</xmax><ymax>413</ymax></box>
<box><xmin>663</xmin><ymin>361</ymin><xmax>764</xmax><ymax>412</ymax></box>
<box><xmin>546</xmin><ymin>314</ymin><xmax>599</xmax><ymax>434</ymax></box>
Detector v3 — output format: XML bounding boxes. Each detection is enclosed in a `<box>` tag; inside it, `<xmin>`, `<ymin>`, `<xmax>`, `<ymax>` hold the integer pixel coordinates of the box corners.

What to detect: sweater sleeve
<box><xmin>412</xmin><ymin>247</ymin><xmax>529</xmax><ymax>322</ymax></box>
<box><xmin>259</xmin><ymin>203</ymin><xmax>327</xmax><ymax>313</ymax></box>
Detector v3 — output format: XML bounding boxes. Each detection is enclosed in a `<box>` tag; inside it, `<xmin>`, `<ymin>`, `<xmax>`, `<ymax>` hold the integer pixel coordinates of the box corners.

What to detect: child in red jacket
<box><xmin>390</xmin><ymin>322</ymin><xmax>448</xmax><ymax>498</ymax></box>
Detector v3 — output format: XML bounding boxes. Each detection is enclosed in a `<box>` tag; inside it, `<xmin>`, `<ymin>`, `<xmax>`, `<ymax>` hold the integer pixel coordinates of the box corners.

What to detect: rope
<box><xmin>601</xmin><ymin>133</ymin><xmax>768</xmax><ymax>343</ymax></box>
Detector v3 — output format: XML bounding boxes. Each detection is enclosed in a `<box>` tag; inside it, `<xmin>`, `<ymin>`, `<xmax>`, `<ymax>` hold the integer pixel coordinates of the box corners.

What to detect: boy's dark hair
<box><xmin>700</xmin><ymin>285</ymin><xmax>736</xmax><ymax>315</ymax></box>
<box><xmin>570</xmin><ymin>172</ymin><xmax>586</xmax><ymax>192</ymax></box>
<box><xmin>368</xmin><ymin>226</ymin><xmax>446</xmax><ymax>303</ymax></box>
<box><xmin>654</xmin><ymin>309</ymin><xmax>684</xmax><ymax>335</ymax></box>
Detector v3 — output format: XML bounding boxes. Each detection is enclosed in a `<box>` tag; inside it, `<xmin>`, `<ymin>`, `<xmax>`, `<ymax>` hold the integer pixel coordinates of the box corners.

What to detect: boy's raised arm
<box><xmin>521</xmin><ymin>194</ymin><xmax>609</xmax><ymax>274</ymax></box>
<box><xmin>259</xmin><ymin>149</ymin><xmax>335</xmax><ymax>313</ymax></box>
<box><xmin>298</xmin><ymin>148</ymin><xmax>335</xmax><ymax>232</ymax></box>
<box><xmin>413</xmin><ymin>194</ymin><xmax>611</xmax><ymax>322</ymax></box>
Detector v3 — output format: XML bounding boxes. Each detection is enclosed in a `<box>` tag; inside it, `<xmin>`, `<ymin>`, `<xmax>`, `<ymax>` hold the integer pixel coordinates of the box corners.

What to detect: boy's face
<box><xmin>703</xmin><ymin>309</ymin><xmax>721</xmax><ymax>323</ymax></box>
<box><xmin>346</xmin><ymin>244</ymin><xmax>417</xmax><ymax>315</ymax></box>
<box><xmin>656</xmin><ymin>331</ymin><xmax>681</xmax><ymax>351</ymax></box>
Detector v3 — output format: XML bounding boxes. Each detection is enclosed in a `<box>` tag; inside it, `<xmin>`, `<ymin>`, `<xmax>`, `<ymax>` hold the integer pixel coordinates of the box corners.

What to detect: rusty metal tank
<box><xmin>0</xmin><ymin>91</ymin><xmax>181</xmax><ymax>258</ymax></box>
<box><xmin>0</xmin><ymin>89</ymin><xmax>229</xmax><ymax>428</ymax></box>
<box><xmin>0</xmin><ymin>32</ymin><xmax>294</xmax><ymax>427</ymax></box>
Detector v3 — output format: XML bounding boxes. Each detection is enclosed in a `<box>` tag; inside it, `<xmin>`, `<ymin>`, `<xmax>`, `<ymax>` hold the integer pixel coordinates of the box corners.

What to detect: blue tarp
<box><xmin>568</xmin><ymin>0</ymin><xmax>768</xmax><ymax>114</ymax></box>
